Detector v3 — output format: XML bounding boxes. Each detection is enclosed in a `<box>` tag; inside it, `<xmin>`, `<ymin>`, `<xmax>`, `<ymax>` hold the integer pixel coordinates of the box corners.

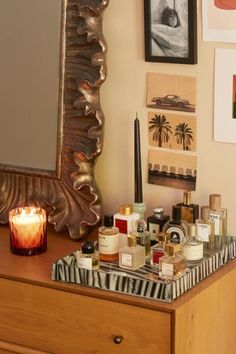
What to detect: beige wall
<box><xmin>96</xmin><ymin>0</ymin><xmax>236</xmax><ymax>235</ymax></box>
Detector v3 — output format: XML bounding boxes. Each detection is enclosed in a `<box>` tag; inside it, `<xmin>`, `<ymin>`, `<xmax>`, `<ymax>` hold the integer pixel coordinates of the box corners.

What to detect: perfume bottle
<box><xmin>76</xmin><ymin>240</ymin><xmax>99</xmax><ymax>270</ymax></box>
<box><xmin>177</xmin><ymin>191</ymin><xmax>199</xmax><ymax>223</ymax></box>
<box><xmin>159</xmin><ymin>243</ymin><xmax>186</xmax><ymax>280</ymax></box>
<box><xmin>132</xmin><ymin>219</ymin><xmax>151</xmax><ymax>261</ymax></box>
<box><xmin>182</xmin><ymin>223</ymin><xmax>203</xmax><ymax>265</ymax></box>
<box><xmin>114</xmin><ymin>204</ymin><xmax>140</xmax><ymax>247</ymax></box>
<box><xmin>162</xmin><ymin>206</ymin><xmax>187</xmax><ymax>244</ymax></box>
<box><xmin>196</xmin><ymin>206</ymin><xmax>215</xmax><ymax>246</ymax></box>
<box><xmin>209</xmin><ymin>194</ymin><xmax>227</xmax><ymax>236</ymax></box>
<box><xmin>151</xmin><ymin>232</ymin><xmax>170</xmax><ymax>268</ymax></box>
<box><xmin>119</xmin><ymin>234</ymin><xmax>145</xmax><ymax>270</ymax></box>
<box><xmin>147</xmin><ymin>207</ymin><xmax>170</xmax><ymax>245</ymax></box>
<box><xmin>98</xmin><ymin>215</ymin><xmax>120</xmax><ymax>262</ymax></box>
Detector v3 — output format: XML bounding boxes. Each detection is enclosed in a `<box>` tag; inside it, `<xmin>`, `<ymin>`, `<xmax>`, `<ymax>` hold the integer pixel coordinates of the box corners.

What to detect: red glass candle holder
<box><xmin>9</xmin><ymin>207</ymin><xmax>47</xmax><ymax>256</ymax></box>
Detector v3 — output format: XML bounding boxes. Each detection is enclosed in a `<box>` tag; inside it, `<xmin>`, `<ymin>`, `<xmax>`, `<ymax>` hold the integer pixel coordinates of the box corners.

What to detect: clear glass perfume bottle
<box><xmin>133</xmin><ymin>219</ymin><xmax>151</xmax><ymax>261</ymax></box>
<box><xmin>151</xmin><ymin>232</ymin><xmax>170</xmax><ymax>269</ymax></box>
<box><xmin>119</xmin><ymin>234</ymin><xmax>145</xmax><ymax>270</ymax></box>
<box><xmin>114</xmin><ymin>204</ymin><xmax>140</xmax><ymax>247</ymax></box>
<box><xmin>177</xmin><ymin>191</ymin><xmax>199</xmax><ymax>223</ymax></box>
<box><xmin>196</xmin><ymin>206</ymin><xmax>215</xmax><ymax>248</ymax></box>
<box><xmin>209</xmin><ymin>194</ymin><xmax>227</xmax><ymax>236</ymax></box>
<box><xmin>162</xmin><ymin>205</ymin><xmax>187</xmax><ymax>244</ymax></box>
<box><xmin>76</xmin><ymin>240</ymin><xmax>99</xmax><ymax>270</ymax></box>
<box><xmin>182</xmin><ymin>223</ymin><xmax>203</xmax><ymax>265</ymax></box>
<box><xmin>159</xmin><ymin>243</ymin><xmax>186</xmax><ymax>280</ymax></box>
<box><xmin>147</xmin><ymin>207</ymin><xmax>170</xmax><ymax>245</ymax></box>
<box><xmin>98</xmin><ymin>215</ymin><xmax>120</xmax><ymax>262</ymax></box>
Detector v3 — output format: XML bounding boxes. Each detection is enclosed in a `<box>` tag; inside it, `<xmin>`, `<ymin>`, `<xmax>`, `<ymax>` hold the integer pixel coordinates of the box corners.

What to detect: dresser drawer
<box><xmin>0</xmin><ymin>278</ymin><xmax>171</xmax><ymax>354</ymax></box>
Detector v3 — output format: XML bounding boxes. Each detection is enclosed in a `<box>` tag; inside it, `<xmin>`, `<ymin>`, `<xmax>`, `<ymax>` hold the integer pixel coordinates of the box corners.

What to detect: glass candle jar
<box><xmin>9</xmin><ymin>206</ymin><xmax>47</xmax><ymax>256</ymax></box>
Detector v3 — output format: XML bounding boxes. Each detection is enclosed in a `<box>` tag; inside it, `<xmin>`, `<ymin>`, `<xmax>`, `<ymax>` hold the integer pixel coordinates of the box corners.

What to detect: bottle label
<box><xmin>161</xmin><ymin>262</ymin><xmax>174</xmax><ymax>277</ymax></box>
<box><xmin>152</xmin><ymin>249</ymin><xmax>164</xmax><ymax>264</ymax></box>
<box><xmin>197</xmin><ymin>223</ymin><xmax>211</xmax><ymax>242</ymax></box>
<box><xmin>166</xmin><ymin>226</ymin><xmax>185</xmax><ymax>243</ymax></box>
<box><xmin>182</xmin><ymin>244</ymin><xmax>203</xmax><ymax>261</ymax></box>
<box><xmin>115</xmin><ymin>219</ymin><xmax>128</xmax><ymax>234</ymax></box>
<box><xmin>209</xmin><ymin>212</ymin><xmax>222</xmax><ymax>235</ymax></box>
<box><xmin>98</xmin><ymin>233</ymin><xmax>120</xmax><ymax>254</ymax></box>
<box><xmin>121</xmin><ymin>253</ymin><xmax>133</xmax><ymax>267</ymax></box>
<box><xmin>148</xmin><ymin>223</ymin><xmax>160</xmax><ymax>240</ymax></box>
<box><xmin>77</xmin><ymin>257</ymin><xmax>92</xmax><ymax>270</ymax></box>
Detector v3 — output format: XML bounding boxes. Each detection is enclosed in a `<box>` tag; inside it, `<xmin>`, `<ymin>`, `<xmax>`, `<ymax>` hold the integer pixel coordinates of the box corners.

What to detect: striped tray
<box><xmin>51</xmin><ymin>236</ymin><xmax>236</xmax><ymax>302</ymax></box>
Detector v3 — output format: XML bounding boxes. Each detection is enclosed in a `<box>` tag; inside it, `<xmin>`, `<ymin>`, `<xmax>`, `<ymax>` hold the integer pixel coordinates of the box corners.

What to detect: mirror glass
<box><xmin>0</xmin><ymin>0</ymin><xmax>61</xmax><ymax>171</ymax></box>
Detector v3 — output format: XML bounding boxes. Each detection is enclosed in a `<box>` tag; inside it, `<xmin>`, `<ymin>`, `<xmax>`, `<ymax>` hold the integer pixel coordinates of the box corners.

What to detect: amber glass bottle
<box><xmin>98</xmin><ymin>215</ymin><xmax>120</xmax><ymax>261</ymax></box>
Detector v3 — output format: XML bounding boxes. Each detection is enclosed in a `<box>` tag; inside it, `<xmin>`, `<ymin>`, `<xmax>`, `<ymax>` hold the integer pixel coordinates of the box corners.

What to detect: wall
<box><xmin>96</xmin><ymin>0</ymin><xmax>236</xmax><ymax>235</ymax></box>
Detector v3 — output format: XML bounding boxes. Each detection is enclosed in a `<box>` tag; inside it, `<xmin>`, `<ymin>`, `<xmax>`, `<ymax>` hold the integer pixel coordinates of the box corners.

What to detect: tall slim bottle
<box><xmin>196</xmin><ymin>206</ymin><xmax>215</xmax><ymax>248</ymax></box>
<box><xmin>209</xmin><ymin>194</ymin><xmax>227</xmax><ymax>236</ymax></box>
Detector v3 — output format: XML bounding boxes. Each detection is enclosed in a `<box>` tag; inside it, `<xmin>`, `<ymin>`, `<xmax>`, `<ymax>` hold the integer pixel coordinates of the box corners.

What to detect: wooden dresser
<box><xmin>0</xmin><ymin>225</ymin><xmax>236</xmax><ymax>354</ymax></box>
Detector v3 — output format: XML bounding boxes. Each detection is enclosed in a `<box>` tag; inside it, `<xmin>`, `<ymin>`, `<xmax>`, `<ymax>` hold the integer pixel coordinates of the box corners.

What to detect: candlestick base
<box><xmin>133</xmin><ymin>202</ymin><xmax>146</xmax><ymax>220</ymax></box>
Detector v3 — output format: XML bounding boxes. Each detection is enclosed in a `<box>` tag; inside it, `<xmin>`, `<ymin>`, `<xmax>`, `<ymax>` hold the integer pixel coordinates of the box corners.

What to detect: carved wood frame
<box><xmin>0</xmin><ymin>0</ymin><xmax>109</xmax><ymax>240</ymax></box>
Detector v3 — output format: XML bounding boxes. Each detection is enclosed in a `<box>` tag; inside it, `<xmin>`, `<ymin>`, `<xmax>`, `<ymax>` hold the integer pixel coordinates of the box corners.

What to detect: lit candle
<box><xmin>9</xmin><ymin>206</ymin><xmax>47</xmax><ymax>256</ymax></box>
<box><xmin>134</xmin><ymin>114</ymin><xmax>143</xmax><ymax>203</ymax></box>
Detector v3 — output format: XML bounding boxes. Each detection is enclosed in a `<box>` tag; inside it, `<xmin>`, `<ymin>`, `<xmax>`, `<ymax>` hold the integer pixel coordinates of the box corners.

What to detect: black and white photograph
<box><xmin>144</xmin><ymin>0</ymin><xmax>197</xmax><ymax>64</ymax></box>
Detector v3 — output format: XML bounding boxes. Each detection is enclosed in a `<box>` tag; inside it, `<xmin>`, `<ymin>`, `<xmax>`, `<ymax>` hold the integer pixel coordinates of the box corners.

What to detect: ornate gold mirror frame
<box><xmin>0</xmin><ymin>0</ymin><xmax>109</xmax><ymax>240</ymax></box>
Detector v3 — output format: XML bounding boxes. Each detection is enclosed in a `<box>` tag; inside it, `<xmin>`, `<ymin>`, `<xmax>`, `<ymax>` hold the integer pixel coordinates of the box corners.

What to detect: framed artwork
<box><xmin>144</xmin><ymin>0</ymin><xmax>197</xmax><ymax>64</ymax></box>
<box><xmin>214</xmin><ymin>48</ymin><xmax>236</xmax><ymax>143</ymax></box>
<box><xmin>202</xmin><ymin>0</ymin><xmax>236</xmax><ymax>43</ymax></box>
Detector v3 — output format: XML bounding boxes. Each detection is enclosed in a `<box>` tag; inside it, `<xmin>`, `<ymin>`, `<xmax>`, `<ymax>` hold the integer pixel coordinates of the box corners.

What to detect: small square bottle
<box><xmin>177</xmin><ymin>191</ymin><xmax>199</xmax><ymax>223</ymax></box>
<box><xmin>119</xmin><ymin>234</ymin><xmax>145</xmax><ymax>270</ymax></box>
<box><xmin>132</xmin><ymin>219</ymin><xmax>151</xmax><ymax>261</ymax></box>
<box><xmin>159</xmin><ymin>243</ymin><xmax>186</xmax><ymax>280</ymax></box>
<box><xmin>147</xmin><ymin>207</ymin><xmax>170</xmax><ymax>245</ymax></box>
<box><xmin>151</xmin><ymin>232</ymin><xmax>170</xmax><ymax>269</ymax></box>
<box><xmin>76</xmin><ymin>240</ymin><xmax>99</xmax><ymax>270</ymax></box>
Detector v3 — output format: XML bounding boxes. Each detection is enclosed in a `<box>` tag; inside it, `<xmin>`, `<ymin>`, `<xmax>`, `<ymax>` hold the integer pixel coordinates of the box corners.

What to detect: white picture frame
<box><xmin>214</xmin><ymin>48</ymin><xmax>236</xmax><ymax>143</ymax></box>
<box><xmin>202</xmin><ymin>0</ymin><xmax>236</xmax><ymax>43</ymax></box>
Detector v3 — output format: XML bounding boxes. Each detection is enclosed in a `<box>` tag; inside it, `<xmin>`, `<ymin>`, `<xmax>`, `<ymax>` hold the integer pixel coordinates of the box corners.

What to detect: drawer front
<box><xmin>0</xmin><ymin>278</ymin><xmax>171</xmax><ymax>354</ymax></box>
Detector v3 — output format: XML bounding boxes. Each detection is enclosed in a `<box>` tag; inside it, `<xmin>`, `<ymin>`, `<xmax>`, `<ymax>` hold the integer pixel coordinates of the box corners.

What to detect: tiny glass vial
<box><xmin>98</xmin><ymin>215</ymin><xmax>120</xmax><ymax>262</ymax></box>
<box><xmin>159</xmin><ymin>243</ymin><xmax>186</xmax><ymax>280</ymax></box>
<box><xmin>151</xmin><ymin>232</ymin><xmax>170</xmax><ymax>269</ymax></box>
<box><xmin>196</xmin><ymin>206</ymin><xmax>215</xmax><ymax>247</ymax></box>
<box><xmin>162</xmin><ymin>205</ymin><xmax>187</xmax><ymax>244</ymax></box>
<box><xmin>209</xmin><ymin>194</ymin><xmax>227</xmax><ymax>236</ymax></box>
<box><xmin>182</xmin><ymin>223</ymin><xmax>203</xmax><ymax>265</ymax></box>
<box><xmin>76</xmin><ymin>240</ymin><xmax>99</xmax><ymax>270</ymax></box>
<box><xmin>114</xmin><ymin>204</ymin><xmax>140</xmax><ymax>247</ymax></box>
<box><xmin>147</xmin><ymin>207</ymin><xmax>170</xmax><ymax>245</ymax></box>
<box><xmin>177</xmin><ymin>191</ymin><xmax>199</xmax><ymax>223</ymax></box>
<box><xmin>119</xmin><ymin>234</ymin><xmax>145</xmax><ymax>270</ymax></box>
<box><xmin>133</xmin><ymin>219</ymin><xmax>151</xmax><ymax>261</ymax></box>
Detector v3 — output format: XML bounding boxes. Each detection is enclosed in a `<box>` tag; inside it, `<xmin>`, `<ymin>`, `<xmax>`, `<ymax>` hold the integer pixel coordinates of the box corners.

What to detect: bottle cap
<box><xmin>172</xmin><ymin>205</ymin><xmax>181</xmax><ymax>220</ymax></box>
<box><xmin>81</xmin><ymin>240</ymin><xmax>95</xmax><ymax>254</ymax></box>
<box><xmin>165</xmin><ymin>243</ymin><xmax>181</xmax><ymax>256</ymax></box>
<box><xmin>201</xmin><ymin>206</ymin><xmax>210</xmax><ymax>221</ymax></box>
<box><xmin>135</xmin><ymin>219</ymin><xmax>147</xmax><ymax>232</ymax></box>
<box><xmin>153</xmin><ymin>207</ymin><xmax>164</xmax><ymax>215</ymax></box>
<box><xmin>157</xmin><ymin>232</ymin><xmax>170</xmax><ymax>244</ymax></box>
<box><xmin>188</xmin><ymin>223</ymin><xmax>196</xmax><ymax>237</ymax></box>
<box><xmin>119</xmin><ymin>204</ymin><xmax>133</xmax><ymax>215</ymax></box>
<box><xmin>127</xmin><ymin>234</ymin><xmax>137</xmax><ymax>247</ymax></box>
<box><xmin>183</xmin><ymin>191</ymin><xmax>191</xmax><ymax>205</ymax></box>
<box><xmin>209</xmin><ymin>194</ymin><xmax>221</xmax><ymax>210</ymax></box>
<box><xmin>103</xmin><ymin>215</ymin><xmax>113</xmax><ymax>227</ymax></box>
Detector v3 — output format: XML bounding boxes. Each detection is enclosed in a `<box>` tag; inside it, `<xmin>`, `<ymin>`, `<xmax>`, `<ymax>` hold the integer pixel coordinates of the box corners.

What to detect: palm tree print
<box><xmin>149</xmin><ymin>114</ymin><xmax>172</xmax><ymax>147</ymax></box>
<box><xmin>174</xmin><ymin>122</ymin><xmax>193</xmax><ymax>150</ymax></box>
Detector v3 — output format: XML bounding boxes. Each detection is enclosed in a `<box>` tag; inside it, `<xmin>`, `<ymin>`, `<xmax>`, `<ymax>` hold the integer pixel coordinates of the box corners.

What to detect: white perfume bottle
<box><xmin>182</xmin><ymin>223</ymin><xmax>203</xmax><ymax>265</ymax></box>
<box><xmin>114</xmin><ymin>204</ymin><xmax>140</xmax><ymax>247</ymax></box>
<box><xmin>119</xmin><ymin>234</ymin><xmax>145</xmax><ymax>270</ymax></box>
<box><xmin>209</xmin><ymin>194</ymin><xmax>227</xmax><ymax>236</ymax></box>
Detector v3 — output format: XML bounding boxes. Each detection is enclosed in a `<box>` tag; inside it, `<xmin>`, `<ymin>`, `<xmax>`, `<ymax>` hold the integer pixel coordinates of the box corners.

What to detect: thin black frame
<box><xmin>144</xmin><ymin>0</ymin><xmax>197</xmax><ymax>64</ymax></box>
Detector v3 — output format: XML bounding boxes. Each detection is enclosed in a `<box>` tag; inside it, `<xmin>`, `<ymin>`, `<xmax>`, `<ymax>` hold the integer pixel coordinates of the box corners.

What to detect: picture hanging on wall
<box><xmin>148</xmin><ymin>111</ymin><xmax>197</xmax><ymax>152</ymax></box>
<box><xmin>146</xmin><ymin>72</ymin><xmax>197</xmax><ymax>113</ymax></box>
<box><xmin>214</xmin><ymin>48</ymin><xmax>236</xmax><ymax>143</ymax></box>
<box><xmin>148</xmin><ymin>150</ymin><xmax>197</xmax><ymax>191</ymax></box>
<box><xmin>202</xmin><ymin>1</ymin><xmax>236</xmax><ymax>43</ymax></box>
<box><xmin>144</xmin><ymin>0</ymin><xmax>197</xmax><ymax>64</ymax></box>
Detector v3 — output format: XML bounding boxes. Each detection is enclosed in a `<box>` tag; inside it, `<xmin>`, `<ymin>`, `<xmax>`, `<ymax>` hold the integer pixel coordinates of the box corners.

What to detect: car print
<box><xmin>151</xmin><ymin>94</ymin><xmax>190</xmax><ymax>109</ymax></box>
